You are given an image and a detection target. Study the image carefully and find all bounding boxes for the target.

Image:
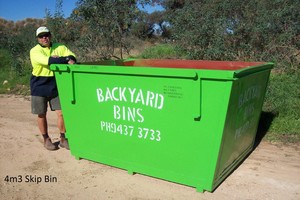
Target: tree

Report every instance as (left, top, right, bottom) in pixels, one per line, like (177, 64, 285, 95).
(164, 0, 299, 71)
(45, 0, 65, 42)
(72, 0, 137, 59)
(8, 21, 38, 75)
(71, 0, 163, 60)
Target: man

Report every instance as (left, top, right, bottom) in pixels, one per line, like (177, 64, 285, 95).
(30, 26, 76, 151)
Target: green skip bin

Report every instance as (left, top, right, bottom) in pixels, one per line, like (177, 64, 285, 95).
(51, 59, 273, 192)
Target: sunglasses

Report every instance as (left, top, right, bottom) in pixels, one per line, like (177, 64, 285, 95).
(38, 33, 50, 38)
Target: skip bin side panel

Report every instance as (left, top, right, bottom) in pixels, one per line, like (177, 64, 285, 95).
(53, 67, 225, 191)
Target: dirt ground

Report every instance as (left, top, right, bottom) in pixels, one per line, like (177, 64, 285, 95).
(0, 94, 299, 200)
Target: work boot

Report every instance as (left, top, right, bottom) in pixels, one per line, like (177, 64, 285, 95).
(44, 138, 57, 151)
(59, 138, 70, 150)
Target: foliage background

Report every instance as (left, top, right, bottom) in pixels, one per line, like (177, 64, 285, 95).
(0, 0, 299, 142)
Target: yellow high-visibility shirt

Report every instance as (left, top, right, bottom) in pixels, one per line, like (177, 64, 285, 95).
(30, 43, 76, 97)
(30, 43, 76, 77)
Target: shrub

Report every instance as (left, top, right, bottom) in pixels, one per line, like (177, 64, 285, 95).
(139, 43, 180, 59)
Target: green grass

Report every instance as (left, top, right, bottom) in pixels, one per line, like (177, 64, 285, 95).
(0, 70, 31, 95)
(138, 43, 180, 59)
(0, 49, 12, 93)
(262, 71, 300, 143)
(0, 49, 31, 95)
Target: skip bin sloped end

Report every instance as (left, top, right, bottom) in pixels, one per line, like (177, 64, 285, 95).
(233, 62, 274, 78)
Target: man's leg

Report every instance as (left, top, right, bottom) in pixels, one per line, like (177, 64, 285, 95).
(55, 110, 66, 133)
(37, 113, 56, 150)
(50, 96, 69, 150)
(37, 113, 48, 135)
(32, 96, 57, 150)
(55, 110, 69, 149)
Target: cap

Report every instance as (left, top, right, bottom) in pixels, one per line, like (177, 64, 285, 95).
(36, 26, 50, 37)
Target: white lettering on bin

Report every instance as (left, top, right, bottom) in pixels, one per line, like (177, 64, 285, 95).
(96, 87, 164, 110)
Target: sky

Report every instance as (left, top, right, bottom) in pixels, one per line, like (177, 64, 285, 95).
(0, 0, 77, 21)
(0, 0, 164, 22)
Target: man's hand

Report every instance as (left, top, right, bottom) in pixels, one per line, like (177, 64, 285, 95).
(68, 59, 75, 64)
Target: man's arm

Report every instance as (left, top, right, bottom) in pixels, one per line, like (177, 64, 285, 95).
(48, 55, 77, 65)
